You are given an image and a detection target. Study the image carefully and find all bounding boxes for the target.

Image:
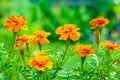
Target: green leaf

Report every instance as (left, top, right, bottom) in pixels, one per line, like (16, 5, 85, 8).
(84, 54, 99, 71)
(18, 72, 25, 80)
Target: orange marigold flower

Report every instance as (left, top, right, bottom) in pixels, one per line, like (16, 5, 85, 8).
(55, 24, 80, 41)
(74, 44, 95, 57)
(28, 51, 53, 71)
(4, 16, 28, 32)
(90, 17, 110, 29)
(14, 34, 30, 49)
(31, 30, 51, 45)
(100, 40, 120, 50)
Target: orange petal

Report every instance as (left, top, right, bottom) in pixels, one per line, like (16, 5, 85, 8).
(70, 32, 80, 41)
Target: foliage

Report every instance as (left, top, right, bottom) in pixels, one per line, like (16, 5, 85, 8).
(0, 0, 120, 80)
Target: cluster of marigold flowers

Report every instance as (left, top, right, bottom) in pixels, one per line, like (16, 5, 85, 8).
(90, 17, 120, 51)
(4, 15, 120, 71)
(4, 16, 52, 71)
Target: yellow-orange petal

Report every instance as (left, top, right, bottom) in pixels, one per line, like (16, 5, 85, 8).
(39, 38, 49, 45)
(55, 27, 63, 34)
(58, 33, 69, 41)
(21, 25, 28, 30)
(70, 32, 80, 41)
(46, 61, 53, 69)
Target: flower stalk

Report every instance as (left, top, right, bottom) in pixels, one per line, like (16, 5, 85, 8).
(8, 72, 13, 80)
(108, 49, 110, 57)
(98, 27, 102, 33)
(94, 31, 100, 47)
(26, 43, 30, 56)
(52, 38, 70, 79)
(19, 49, 26, 65)
(38, 71, 44, 80)
(81, 56, 86, 70)
(38, 43, 42, 51)
(61, 38, 70, 66)
(13, 32, 17, 48)
(52, 62, 60, 79)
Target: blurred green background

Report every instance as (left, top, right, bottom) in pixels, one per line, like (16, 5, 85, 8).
(0, 0, 120, 46)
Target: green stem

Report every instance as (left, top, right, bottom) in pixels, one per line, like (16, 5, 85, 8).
(13, 32, 17, 48)
(38, 43, 42, 51)
(38, 71, 44, 80)
(99, 27, 102, 34)
(108, 49, 110, 57)
(81, 56, 86, 70)
(99, 27, 103, 43)
(52, 39, 70, 79)
(19, 49, 26, 65)
(52, 62, 60, 79)
(62, 53, 71, 66)
(61, 39, 70, 66)
(94, 31, 100, 47)
(8, 72, 13, 80)
(26, 43, 30, 57)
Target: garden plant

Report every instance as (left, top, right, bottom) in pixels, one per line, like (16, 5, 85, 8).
(0, 15, 120, 80)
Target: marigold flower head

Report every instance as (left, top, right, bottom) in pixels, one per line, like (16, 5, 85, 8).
(4, 16, 28, 32)
(14, 34, 30, 49)
(31, 30, 51, 45)
(55, 24, 80, 41)
(90, 17, 110, 29)
(74, 44, 95, 57)
(28, 51, 53, 71)
(100, 40, 120, 51)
